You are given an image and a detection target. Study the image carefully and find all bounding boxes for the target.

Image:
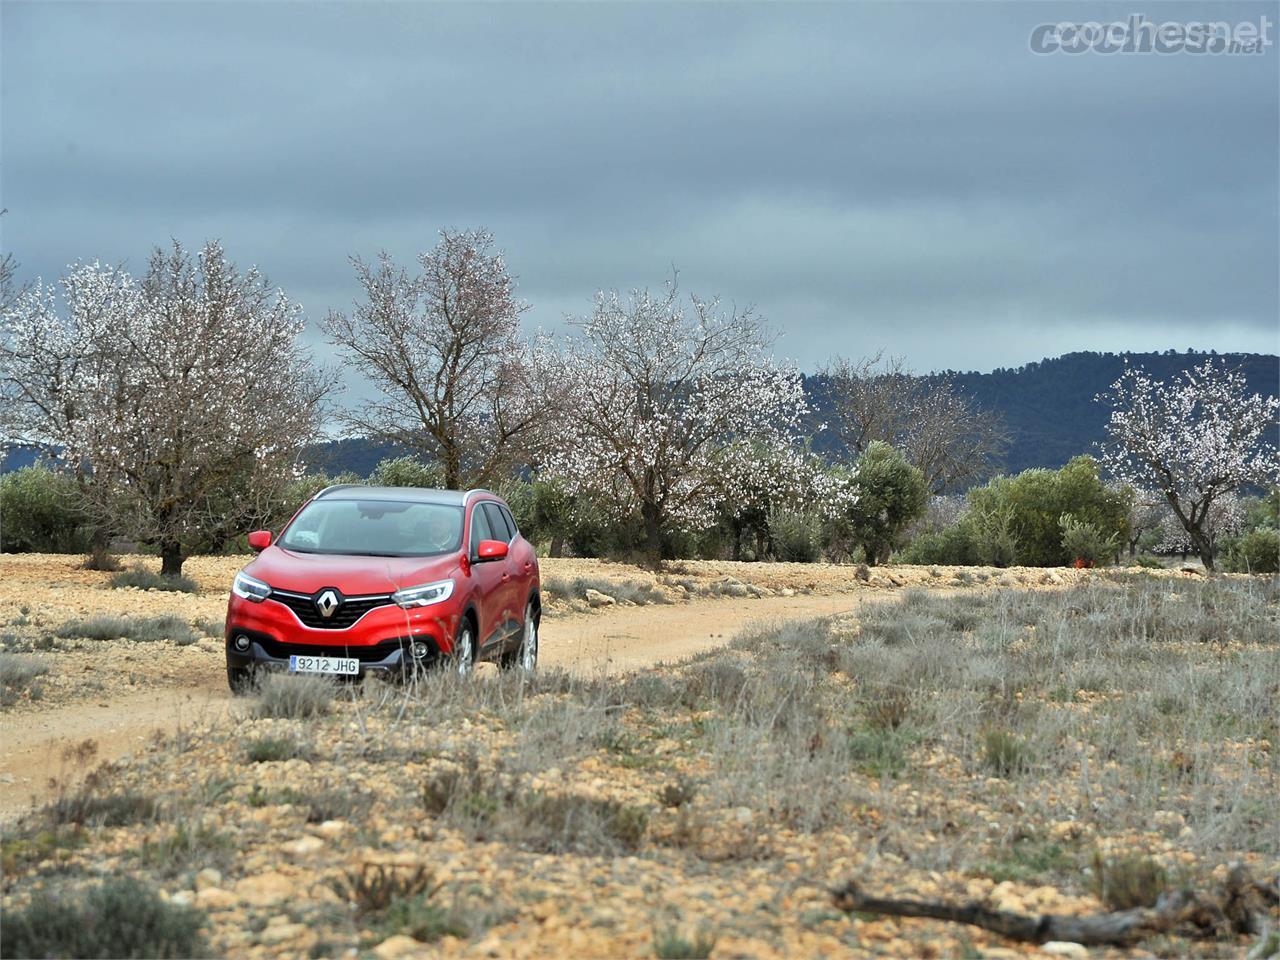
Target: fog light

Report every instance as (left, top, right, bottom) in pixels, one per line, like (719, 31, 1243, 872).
(412, 642, 429, 659)
(234, 634, 251, 652)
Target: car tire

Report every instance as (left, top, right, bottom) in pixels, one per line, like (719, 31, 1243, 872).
(500, 601, 538, 673)
(227, 665, 256, 695)
(451, 618, 476, 677)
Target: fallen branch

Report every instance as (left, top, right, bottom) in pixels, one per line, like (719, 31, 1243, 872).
(831, 864, 1278, 948)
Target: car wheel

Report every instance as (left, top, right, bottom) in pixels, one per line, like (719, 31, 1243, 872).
(501, 601, 539, 673)
(227, 665, 256, 695)
(451, 619, 476, 677)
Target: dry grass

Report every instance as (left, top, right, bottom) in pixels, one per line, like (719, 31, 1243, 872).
(2, 574, 1275, 957)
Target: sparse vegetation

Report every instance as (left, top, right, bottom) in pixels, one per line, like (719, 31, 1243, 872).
(252, 673, 335, 719)
(0, 876, 209, 959)
(110, 565, 200, 594)
(245, 735, 311, 763)
(54, 613, 197, 645)
(652, 922, 717, 959)
(1, 568, 1276, 957)
(0, 652, 48, 705)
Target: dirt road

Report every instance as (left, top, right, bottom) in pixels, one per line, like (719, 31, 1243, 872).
(0, 592, 860, 820)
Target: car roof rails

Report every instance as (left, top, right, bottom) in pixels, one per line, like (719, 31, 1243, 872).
(463, 488, 495, 503)
(313, 483, 365, 499)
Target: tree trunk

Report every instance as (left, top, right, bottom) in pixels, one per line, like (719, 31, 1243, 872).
(160, 541, 186, 577)
(641, 500, 663, 569)
(549, 533, 565, 558)
(1191, 530, 1216, 572)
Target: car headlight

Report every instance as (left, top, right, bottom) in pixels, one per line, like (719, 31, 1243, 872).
(392, 579, 454, 609)
(232, 571, 271, 603)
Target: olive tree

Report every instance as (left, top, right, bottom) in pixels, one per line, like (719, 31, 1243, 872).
(1099, 360, 1279, 571)
(0, 241, 333, 575)
(831, 441, 928, 564)
(819, 353, 1006, 492)
(541, 278, 828, 565)
(324, 229, 550, 489)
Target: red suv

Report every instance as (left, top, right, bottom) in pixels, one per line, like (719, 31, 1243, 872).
(224, 485, 540, 691)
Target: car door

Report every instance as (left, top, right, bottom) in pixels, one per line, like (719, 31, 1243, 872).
(498, 503, 536, 605)
(481, 501, 521, 639)
(466, 502, 505, 648)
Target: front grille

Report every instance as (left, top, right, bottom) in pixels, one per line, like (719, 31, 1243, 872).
(269, 590, 394, 629)
(252, 635, 418, 664)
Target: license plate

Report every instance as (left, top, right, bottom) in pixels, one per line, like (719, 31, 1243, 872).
(288, 654, 359, 676)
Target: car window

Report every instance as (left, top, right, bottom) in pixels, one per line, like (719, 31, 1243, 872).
(469, 503, 493, 554)
(499, 504, 519, 538)
(483, 502, 512, 541)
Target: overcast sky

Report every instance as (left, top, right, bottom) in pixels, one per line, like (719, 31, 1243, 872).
(3, 1, 1277, 383)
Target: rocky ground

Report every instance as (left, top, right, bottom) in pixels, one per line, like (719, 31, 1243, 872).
(1, 556, 1274, 958)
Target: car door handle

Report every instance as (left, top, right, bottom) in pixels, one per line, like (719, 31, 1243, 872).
(501, 573, 510, 582)
(523, 563, 532, 571)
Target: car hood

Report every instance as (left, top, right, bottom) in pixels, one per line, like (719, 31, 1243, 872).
(244, 547, 462, 596)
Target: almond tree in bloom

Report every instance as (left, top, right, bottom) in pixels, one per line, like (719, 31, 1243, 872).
(713, 439, 854, 560)
(324, 229, 547, 489)
(0, 241, 333, 575)
(541, 278, 843, 565)
(1099, 361, 1279, 570)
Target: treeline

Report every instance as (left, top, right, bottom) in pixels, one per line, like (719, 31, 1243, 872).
(6, 455, 1276, 573)
(3, 231, 1276, 576)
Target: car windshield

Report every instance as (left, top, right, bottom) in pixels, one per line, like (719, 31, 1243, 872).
(277, 500, 463, 557)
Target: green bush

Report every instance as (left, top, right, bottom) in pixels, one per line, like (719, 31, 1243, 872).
(1223, 528, 1280, 574)
(0, 875, 209, 958)
(0, 466, 90, 554)
(369, 456, 443, 488)
(834, 443, 928, 565)
(769, 507, 822, 563)
(898, 524, 980, 565)
(1059, 513, 1119, 566)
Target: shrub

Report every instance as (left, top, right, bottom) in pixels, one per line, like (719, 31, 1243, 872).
(657, 777, 699, 809)
(653, 924, 717, 959)
(1223, 528, 1280, 574)
(982, 728, 1033, 776)
(769, 507, 823, 563)
(1089, 852, 1168, 909)
(54, 614, 197, 645)
(369, 456, 443, 488)
(1059, 513, 1119, 567)
(245, 735, 311, 763)
(0, 875, 209, 958)
(110, 566, 199, 594)
(0, 653, 49, 705)
(898, 524, 980, 565)
(0, 466, 90, 554)
(966, 457, 1129, 567)
(252, 673, 335, 719)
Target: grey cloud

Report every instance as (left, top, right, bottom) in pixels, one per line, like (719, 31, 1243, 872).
(3, 1, 1276, 377)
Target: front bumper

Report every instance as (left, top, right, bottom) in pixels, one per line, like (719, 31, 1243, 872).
(225, 592, 459, 673)
(225, 628, 440, 674)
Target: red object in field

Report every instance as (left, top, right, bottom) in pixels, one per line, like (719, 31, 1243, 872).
(1073, 557, 1094, 569)
(224, 487, 540, 692)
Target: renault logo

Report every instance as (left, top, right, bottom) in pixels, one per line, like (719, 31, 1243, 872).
(315, 589, 341, 618)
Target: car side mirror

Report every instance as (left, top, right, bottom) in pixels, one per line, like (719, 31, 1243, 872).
(475, 539, 509, 562)
(248, 530, 273, 552)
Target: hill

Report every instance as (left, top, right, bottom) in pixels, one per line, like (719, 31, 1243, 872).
(804, 349, 1277, 477)
(4, 350, 1275, 479)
